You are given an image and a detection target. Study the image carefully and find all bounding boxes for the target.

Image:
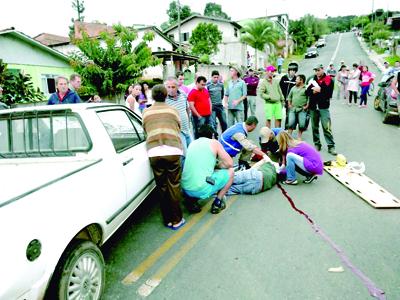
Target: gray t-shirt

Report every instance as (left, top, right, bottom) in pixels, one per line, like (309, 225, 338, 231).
(206, 82, 224, 105)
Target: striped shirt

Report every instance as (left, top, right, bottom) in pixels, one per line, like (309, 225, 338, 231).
(142, 102, 182, 153)
(166, 91, 191, 135)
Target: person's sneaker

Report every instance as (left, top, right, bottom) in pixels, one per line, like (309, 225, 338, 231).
(211, 197, 226, 214)
(303, 174, 318, 184)
(328, 147, 337, 155)
(315, 144, 321, 151)
(238, 160, 251, 170)
(283, 179, 298, 185)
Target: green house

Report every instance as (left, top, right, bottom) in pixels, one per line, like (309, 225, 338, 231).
(0, 28, 74, 96)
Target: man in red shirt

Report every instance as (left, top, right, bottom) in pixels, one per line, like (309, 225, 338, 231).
(188, 76, 212, 138)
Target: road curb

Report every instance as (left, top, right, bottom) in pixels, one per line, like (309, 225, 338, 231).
(357, 37, 385, 74)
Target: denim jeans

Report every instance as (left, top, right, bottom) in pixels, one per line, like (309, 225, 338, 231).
(288, 109, 309, 131)
(247, 96, 257, 116)
(211, 104, 227, 132)
(359, 85, 370, 105)
(310, 109, 335, 148)
(286, 152, 312, 181)
(227, 168, 263, 195)
(227, 109, 244, 127)
(180, 131, 193, 156)
(192, 115, 211, 139)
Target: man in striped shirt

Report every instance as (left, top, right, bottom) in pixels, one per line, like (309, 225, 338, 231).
(142, 84, 185, 230)
(165, 77, 193, 157)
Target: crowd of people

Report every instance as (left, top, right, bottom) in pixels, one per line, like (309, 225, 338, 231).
(12, 58, 398, 232)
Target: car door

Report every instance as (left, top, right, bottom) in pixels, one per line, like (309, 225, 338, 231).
(96, 108, 154, 222)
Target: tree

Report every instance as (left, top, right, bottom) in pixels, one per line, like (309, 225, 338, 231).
(161, 0, 193, 30)
(240, 19, 281, 69)
(70, 24, 160, 98)
(189, 22, 222, 57)
(69, 0, 85, 37)
(0, 59, 45, 106)
(204, 2, 230, 20)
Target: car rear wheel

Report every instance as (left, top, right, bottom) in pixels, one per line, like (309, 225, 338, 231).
(56, 240, 105, 300)
(374, 97, 382, 111)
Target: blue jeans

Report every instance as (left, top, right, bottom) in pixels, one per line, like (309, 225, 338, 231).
(227, 168, 263, 195)
(288, 109, 309, 131)
(227, 109, 244, 127)
(286, 152, 312, 181)
(211, 104, 227, 132)
(360, 85, 370, 105)
(310, 109, 335, 149)
(192, 115, 211, 139)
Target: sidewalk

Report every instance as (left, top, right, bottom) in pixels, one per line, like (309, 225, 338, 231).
(357, 36, 386, 73)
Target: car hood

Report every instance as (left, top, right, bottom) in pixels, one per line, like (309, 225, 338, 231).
(0, 158, 100, 207)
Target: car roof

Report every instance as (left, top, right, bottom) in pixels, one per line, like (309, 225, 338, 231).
(0, 103, 123, 115)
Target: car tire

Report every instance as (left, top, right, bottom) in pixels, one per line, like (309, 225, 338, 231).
(54, 240, 105, 300)
(373, 97, 382, 111)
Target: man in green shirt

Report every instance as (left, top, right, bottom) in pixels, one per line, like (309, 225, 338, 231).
(258, 65, 284, 128)
(224, 66, 247, 127)
(287, 74, 309, 140)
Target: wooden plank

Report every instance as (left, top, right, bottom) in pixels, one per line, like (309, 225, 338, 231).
(324, 166, 400, 208)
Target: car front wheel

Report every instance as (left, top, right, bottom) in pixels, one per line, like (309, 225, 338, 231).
(56, 240, 105, 300)
(374, 97, 382, 111)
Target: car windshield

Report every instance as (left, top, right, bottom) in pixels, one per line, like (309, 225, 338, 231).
(0, 110, 91, 158)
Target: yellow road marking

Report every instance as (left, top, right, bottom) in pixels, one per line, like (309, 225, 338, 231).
(122, 201, 211, 285)
(137, 196, 238, 297)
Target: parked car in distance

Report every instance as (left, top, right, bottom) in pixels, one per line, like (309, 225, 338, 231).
(316, 38, 326, 48)
(0, 103, 155, 300)
(374, 75, 399, 124)
(305, 47, 319, 58)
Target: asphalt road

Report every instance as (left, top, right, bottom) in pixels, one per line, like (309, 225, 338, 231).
(102, 32, 400, 300)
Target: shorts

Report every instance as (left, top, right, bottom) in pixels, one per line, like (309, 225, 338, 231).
(183, 169, 230, 199)
(264, 102, 283, 120)
(288, 109, 309, 131)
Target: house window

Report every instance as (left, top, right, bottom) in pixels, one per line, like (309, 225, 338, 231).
(41, 74, 58, 95)
(181, 32, 190, 42)
(234, 28, 238, 37)
(168, 34, 175, 40)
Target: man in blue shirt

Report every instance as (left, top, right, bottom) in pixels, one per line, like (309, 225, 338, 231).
(47, 76, 80, 105)
(207, 70, 227, 132)
(224, 66, 247, 127)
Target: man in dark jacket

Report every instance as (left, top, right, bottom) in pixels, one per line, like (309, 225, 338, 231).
(306, 64, 337, 155)
(279, 62, 298, 129)
(47, 76, 81, 105)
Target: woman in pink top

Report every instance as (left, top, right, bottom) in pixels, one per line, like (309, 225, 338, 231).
(359, 66, 375, 108)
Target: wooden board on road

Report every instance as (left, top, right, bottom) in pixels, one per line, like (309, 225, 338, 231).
(324, 165, 400, 208)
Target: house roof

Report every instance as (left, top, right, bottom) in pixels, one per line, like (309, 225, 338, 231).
(74, 21, 115, 39)
(163, 15, 242, 33)
(34, 33, 70, 46)
(0, 28, 71, 63)
(136, 25, 179, 49)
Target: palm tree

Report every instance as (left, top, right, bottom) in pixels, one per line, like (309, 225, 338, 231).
(240, 19, 281, 69)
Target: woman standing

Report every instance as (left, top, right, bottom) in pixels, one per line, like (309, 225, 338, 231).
(277, 131, 323, 185)
(337, 65, 349, 103)
(347, 63, 361, 106)
(125, 83, 142, 115)
(359, 66, 375, 108)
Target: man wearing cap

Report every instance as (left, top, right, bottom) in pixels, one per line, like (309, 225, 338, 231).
(279, 62, 298, 129)
(243, 68, 259, 117)
(306, 64, 337, 155)
(258, 65, 284, 128)
(219, 116, 267, 170)
(224, 66, 247, 127)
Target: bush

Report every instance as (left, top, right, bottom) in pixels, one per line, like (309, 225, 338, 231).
(386, 55, 400, 65)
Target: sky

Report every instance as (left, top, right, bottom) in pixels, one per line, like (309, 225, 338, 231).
(1, 0, 399, 38)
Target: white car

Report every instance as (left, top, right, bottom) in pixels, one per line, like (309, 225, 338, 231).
(0, 103, 155, 299)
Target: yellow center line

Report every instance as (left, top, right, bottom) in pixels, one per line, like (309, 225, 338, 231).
(122, 201, 212, 285)
(137, 196, 239, 297)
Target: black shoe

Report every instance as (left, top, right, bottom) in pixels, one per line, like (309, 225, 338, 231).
(315, 144, 321, 151)
(328, 147, 337, 155)
(184, 197, 201, 213)
(211, 199, 226, 214)
(303, 175, 318, 184)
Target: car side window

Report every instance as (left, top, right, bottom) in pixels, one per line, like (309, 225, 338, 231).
(97, 110, 143, 153)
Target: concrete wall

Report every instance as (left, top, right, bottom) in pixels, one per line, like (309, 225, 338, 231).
(0, 34, 70, 68)
(197, 65, 230, 82)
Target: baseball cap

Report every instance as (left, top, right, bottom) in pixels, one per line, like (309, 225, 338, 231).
(265, 65, 277, 72)
(259, 126, 273, 143)
(313, 64, 324, 70)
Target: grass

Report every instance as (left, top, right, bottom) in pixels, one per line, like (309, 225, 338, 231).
(386, 55, 400, 65)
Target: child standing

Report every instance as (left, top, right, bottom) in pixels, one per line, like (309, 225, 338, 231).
(359, 66, 375, 108)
